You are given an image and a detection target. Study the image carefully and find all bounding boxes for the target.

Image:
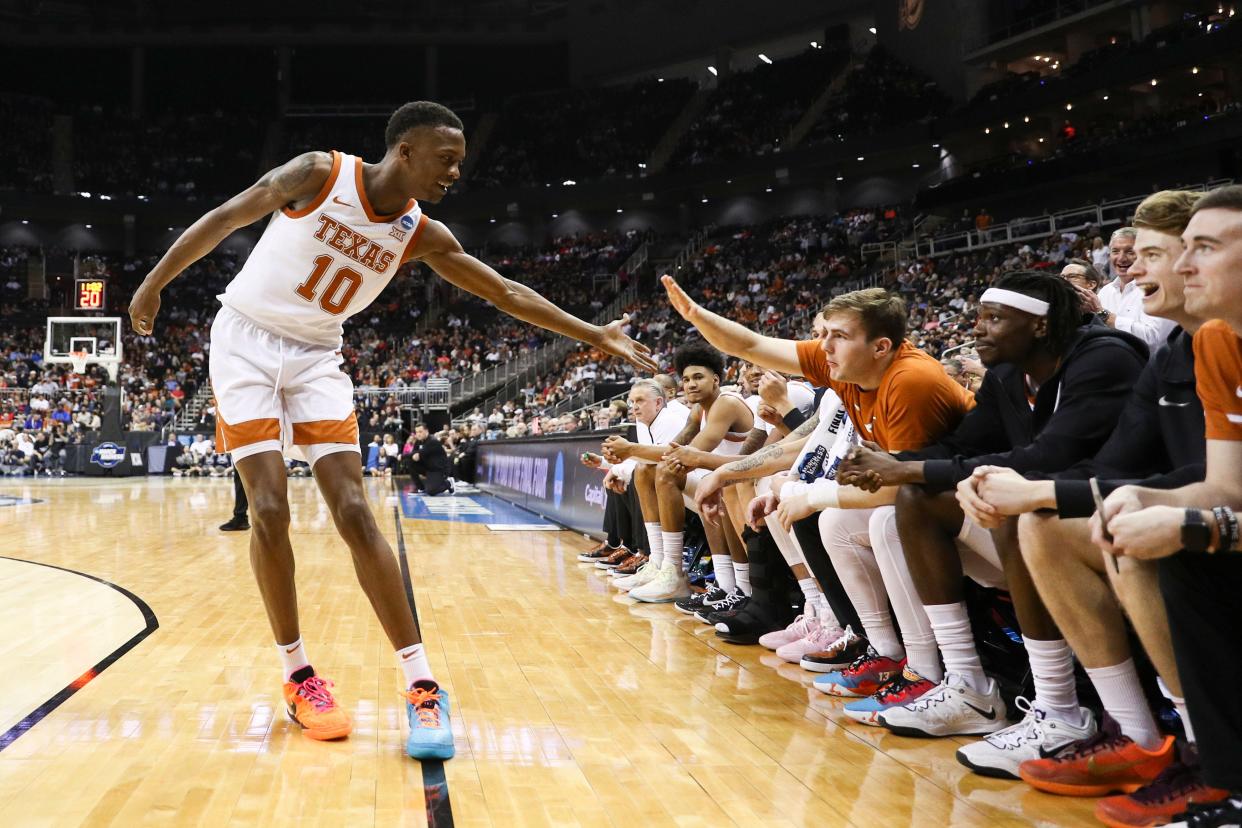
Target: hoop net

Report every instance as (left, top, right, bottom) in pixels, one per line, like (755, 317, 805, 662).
(69, 351, 89, 375)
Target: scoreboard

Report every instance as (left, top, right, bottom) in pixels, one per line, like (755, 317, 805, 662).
(75, 278, 106, 311)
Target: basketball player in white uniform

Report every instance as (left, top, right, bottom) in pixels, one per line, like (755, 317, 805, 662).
(600, 340, 753, 603)
(127, 102, 656, 760)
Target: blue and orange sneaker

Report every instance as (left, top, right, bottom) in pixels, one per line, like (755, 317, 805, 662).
(843, 666, 937, 726)
(404, 679, 455, 760)
(812, 646, 904, 698)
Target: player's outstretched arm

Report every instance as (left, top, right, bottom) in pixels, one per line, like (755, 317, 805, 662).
(128, 152, 334, 335)
(661, 274, 802, 375)
(411, 219, 657, 372)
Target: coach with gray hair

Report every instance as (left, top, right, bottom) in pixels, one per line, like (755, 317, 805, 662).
(1075, 226, 1177, 348)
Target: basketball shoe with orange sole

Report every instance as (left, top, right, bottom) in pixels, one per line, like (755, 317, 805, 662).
(283, 670, 352, 740)
(1018, 715, 1174, 797)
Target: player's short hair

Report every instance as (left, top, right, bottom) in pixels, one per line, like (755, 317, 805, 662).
(673, 340, 725, 379)
(1133, 190, 1200, 235)
(820, 288, 907, 344)
(1063, 258, 1104, 289)
(993, 270, 1084, 356)
(630, 379, 666, 401)
(1109, 226, 1137, 244)
(1191, 184, 1242, 215)
(385, 101, 464, 148)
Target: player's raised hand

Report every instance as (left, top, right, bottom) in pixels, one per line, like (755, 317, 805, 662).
(661, 274, 701, 323)
(129, 283, 161, 335)
(596, 314, 658, 373)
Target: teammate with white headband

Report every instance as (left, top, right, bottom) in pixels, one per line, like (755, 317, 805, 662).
(838, 271, 1151, 777)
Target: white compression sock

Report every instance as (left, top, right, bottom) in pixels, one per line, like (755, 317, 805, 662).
(397, 642, 434, 688)
(1084, 659, 1163, 749)
(1158, 676, 1196, 744)
(1024, 638, 1082, 723)
(644, 523, 664, 567)
(712, 555, 736, 592)
(277, 637, 311, 681)
(661, 531, 684, 572)
(925, 602, 988, 692)
(733, 562, 751, 596)
(797, 578, 822, 617)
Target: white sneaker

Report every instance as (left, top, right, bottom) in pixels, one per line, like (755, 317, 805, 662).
(878, 672, 1010, 737)
(758, 611, 818, 650)
(613, 560, 660, 591)
(774, 620, 847, 664)
(628, 565, 689, 603)
(955, 698, 1097, 779)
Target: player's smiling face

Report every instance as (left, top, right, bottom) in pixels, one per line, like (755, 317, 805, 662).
(1129, 227, 1185, 319)
(397, 126, 466, 203)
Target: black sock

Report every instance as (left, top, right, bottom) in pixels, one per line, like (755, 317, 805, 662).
(290, 665, 315, 683)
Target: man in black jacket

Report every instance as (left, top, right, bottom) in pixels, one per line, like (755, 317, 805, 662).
(838, 271, 1148, 773)
(956, 190, 1226, 822)
(409, 424, 452, 496)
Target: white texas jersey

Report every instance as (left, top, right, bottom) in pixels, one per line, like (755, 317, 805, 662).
(703, 391, 754, 457)
(220, 150, 427, 347)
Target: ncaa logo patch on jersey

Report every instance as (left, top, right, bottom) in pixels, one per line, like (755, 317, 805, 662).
(400, 215, 415, 230)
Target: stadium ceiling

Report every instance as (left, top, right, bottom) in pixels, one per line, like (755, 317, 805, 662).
(0, 0, 571, 44)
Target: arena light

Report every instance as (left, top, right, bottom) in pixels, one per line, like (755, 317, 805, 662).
(707, 66, 717, 76)
(658, 77, 665, 82)
(836, 175, 844, 181)
(911, 163, 920, 168)
(1192, 66, 1200, 74)
(1039, 137, 1045, 143)
(1199, 92, 1205, 97)
(758, 54, 772, 64)
(932, 143, 940, 148)
(21, 220, 28, 224)
(1023, 116, 1030, 123)
(856, 155, 864, 161)
(984, 127, 991, 134)
(489, 218, 496, 223)
(1103, 94, 1110, 100)
(616, 208, 623, 213)
(562, 179, 576, 186)
(85, 224, 92, 229)
(1065, 103, 1073, 110)
(810, 40, 819, 48)
(552, 213, 559, 218)
(637, 162, 646, 169)
(1150, 78, 1158, 86)
(1034, 55, 1042, 60)
(99, 194, 112, 201)
(1003, 121, 1010, 128)
(868, 27, 876, 34)
(701, 198, 708, 203)
(765, 187, 773, 192)
(79, 191, 91, 198)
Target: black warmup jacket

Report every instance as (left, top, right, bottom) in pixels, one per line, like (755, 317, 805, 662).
(903, 320, 1149, 492)
(1049, 327, 1205, 518)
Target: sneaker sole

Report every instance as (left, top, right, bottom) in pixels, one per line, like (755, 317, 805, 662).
(406, 742, 455, 760)
(1016, 771, 1149, 798)
(674, 603, 704, 615)
(799, 659, 854, 673)
(879, 717, 1010, 738)
(955, 748, 1021, 780)
(715, 630, 761, 644)
(630, 593, 685, 603)
(842, 708, 886, 727)
(287, 707, 352, 740)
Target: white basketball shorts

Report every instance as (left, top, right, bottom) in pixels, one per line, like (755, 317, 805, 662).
(210, 305, 359, 466)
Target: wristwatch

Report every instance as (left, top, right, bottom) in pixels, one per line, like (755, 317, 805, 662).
(1181, 508, 1212, 553)
(1096, 310, 1112, 325)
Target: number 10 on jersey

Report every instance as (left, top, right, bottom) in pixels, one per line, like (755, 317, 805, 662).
(295, 254, 362, 315)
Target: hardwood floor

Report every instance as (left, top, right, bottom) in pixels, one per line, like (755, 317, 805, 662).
(0, 476, 1099, 827)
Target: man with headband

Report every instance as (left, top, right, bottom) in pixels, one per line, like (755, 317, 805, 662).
(838, 271, 1148, 776)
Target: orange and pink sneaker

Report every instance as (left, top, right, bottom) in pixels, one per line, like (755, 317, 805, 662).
(283, 671, 352, 740)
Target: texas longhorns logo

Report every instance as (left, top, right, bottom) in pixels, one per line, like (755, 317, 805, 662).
(898, 0, 925, 30)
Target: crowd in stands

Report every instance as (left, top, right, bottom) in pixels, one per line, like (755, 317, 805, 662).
(0, 94, 54, 193)
(670, 45, 849, 168)
(803, 45, 950, 148)
(473, 79, 695, 188)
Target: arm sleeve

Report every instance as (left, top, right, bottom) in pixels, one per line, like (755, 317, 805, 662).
(922, 342, 1146, 491)
(1055, 463, 1207, 519)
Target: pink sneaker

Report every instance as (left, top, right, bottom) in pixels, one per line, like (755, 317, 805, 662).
(775, 621, 846, 664)
(758, 612, 818, 651)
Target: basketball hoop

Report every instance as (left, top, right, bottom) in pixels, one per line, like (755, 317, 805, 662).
(69, 351, 89, 375)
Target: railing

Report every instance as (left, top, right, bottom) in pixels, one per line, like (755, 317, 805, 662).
(910, 177, 1233, 259)
(667, 228, 713, 276)
(355, 385, 450, 410)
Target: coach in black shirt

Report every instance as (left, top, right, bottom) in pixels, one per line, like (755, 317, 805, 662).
(409, 423, 452, 496)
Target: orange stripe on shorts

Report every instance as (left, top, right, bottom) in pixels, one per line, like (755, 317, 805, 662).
(291, 414, 359, 445)
(217, 416, 282, 451)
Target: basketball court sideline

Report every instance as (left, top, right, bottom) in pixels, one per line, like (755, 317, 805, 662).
(0, 476, 1098, 827)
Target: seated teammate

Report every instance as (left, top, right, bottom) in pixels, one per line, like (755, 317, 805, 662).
(601, 340, 753, 603)
(958, 190, 1227, 826)
(836, 272, 1147, 774)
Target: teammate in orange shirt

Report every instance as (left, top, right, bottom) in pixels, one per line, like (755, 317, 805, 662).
(128, 102, 656, 760)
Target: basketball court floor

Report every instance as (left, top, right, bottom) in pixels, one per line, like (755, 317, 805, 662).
(0, 476, 1100, 827)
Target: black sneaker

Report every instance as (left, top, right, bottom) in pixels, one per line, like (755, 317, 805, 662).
(695, 589, 748, 624)
(798, 629, 871, 673)
(1169, 798, 1242, 828)
(713, 604, 783, 644)
(219, 516, 250, 531)
(674, 591, 710, 615)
